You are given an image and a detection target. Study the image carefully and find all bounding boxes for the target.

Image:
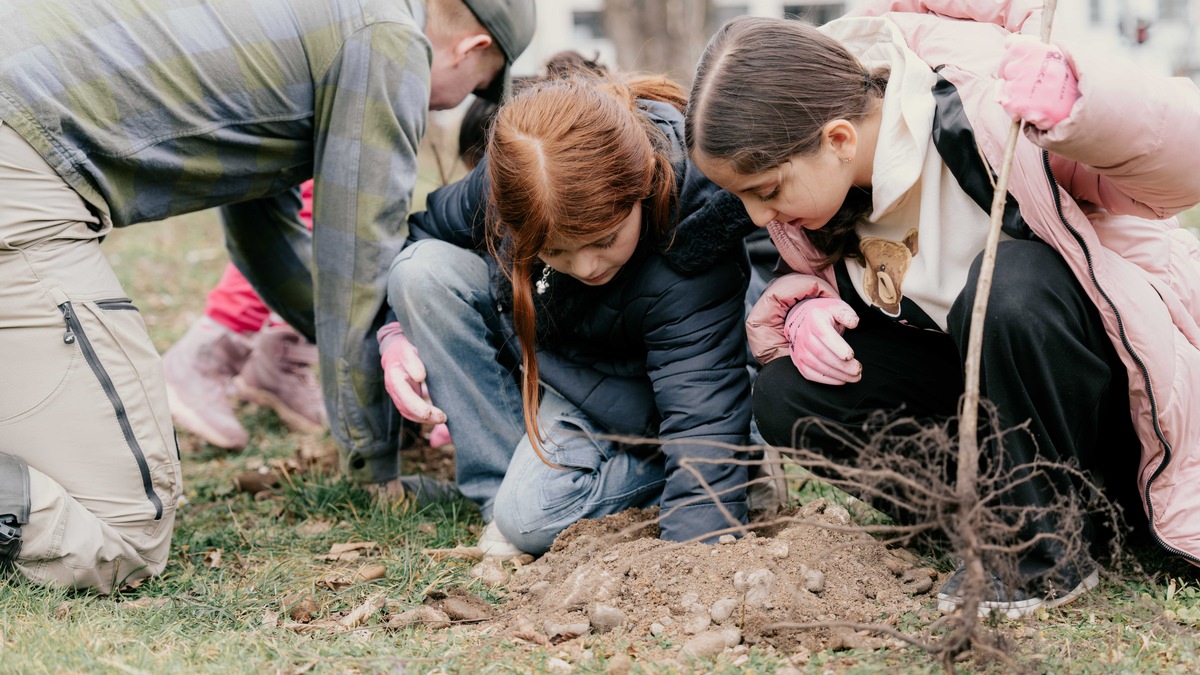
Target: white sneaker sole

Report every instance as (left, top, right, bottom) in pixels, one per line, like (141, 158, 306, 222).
(936, 569, 1100, 619)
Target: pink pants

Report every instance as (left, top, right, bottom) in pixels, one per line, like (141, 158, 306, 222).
(205, 180, 314, 333)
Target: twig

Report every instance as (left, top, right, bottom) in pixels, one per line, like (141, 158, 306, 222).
(952, 0, 1059, 660)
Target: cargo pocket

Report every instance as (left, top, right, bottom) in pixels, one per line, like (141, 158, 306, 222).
(65, 297, 180, 522)
(536, 416, 608, 512)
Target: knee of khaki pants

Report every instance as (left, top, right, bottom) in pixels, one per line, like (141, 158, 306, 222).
(0, 237, 180, 591)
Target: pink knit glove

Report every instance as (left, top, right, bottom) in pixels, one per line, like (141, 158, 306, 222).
(996, 35, 1080, 131)
(379, 322, 447, 424)
(784, 297, 862, 385)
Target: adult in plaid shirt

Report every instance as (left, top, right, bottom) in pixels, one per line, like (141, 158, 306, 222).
(0, 0, 533, 592)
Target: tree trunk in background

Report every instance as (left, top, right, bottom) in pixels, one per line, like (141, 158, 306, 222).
(603, 0, 714, 86)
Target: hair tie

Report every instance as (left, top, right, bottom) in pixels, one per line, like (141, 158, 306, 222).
(863, 71, 873, 91)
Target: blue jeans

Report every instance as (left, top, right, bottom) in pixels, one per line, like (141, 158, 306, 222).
(388, 240, 666, 552)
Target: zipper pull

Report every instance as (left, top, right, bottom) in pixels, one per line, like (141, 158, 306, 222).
(60, 304, 76, 344)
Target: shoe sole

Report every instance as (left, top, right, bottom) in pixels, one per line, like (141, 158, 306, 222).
(936, 569, 1100, 619)
(748, 445, 789, 517)
(164, 381, 247, 450)
(234, 375, 326, 435)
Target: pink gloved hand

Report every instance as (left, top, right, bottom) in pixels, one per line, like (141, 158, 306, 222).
(379, 322, 447, 424)
(996, 35, 1080, 131)
(784, 297, 862, 385)
(429, 423, 452, 448)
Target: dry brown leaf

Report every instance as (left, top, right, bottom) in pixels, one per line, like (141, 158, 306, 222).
(316, 575, 354, 592)
(296, 519, 334, 536)
(338, 592, 386, 630)
(119, 598, 170, 610)
(317, 541, 378, 561)
(261, 610, 280, 629)
(421, 546, 484, 562)
(418, 523, 437, 535)
(204, 548, 223, 568)
(355, 564, 387, 582)
(53, 602, 71, 620)
(233, 468, 280, 494)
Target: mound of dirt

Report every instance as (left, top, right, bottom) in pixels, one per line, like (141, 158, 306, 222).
(486, 499, 943, 658)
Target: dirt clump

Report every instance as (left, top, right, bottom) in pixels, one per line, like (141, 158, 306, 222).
(487, 500, 941, 658)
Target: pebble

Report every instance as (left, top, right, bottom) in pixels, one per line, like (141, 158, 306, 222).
(528, 580, 551, 595)
(764, 541, 790, 559)
(718, 534, 737, 544)
(650, 623, 666, 637)
(544, 621, 591, 639)
(682, 613, 712, 635)
(546, 657, 574, 673)
(710, 598, 738, 623)
(803, 568, 826, 594)
(588, 604, 626, 634)
(680, 627, 742, 660)
(823, 504, 851, 526)
(470, 558, 508, 587)
(733, 568, 776, 607)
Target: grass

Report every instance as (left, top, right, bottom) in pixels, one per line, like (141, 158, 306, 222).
(2, 172, 1200, 673)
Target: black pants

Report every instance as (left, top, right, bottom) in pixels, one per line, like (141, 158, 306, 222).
(754, 241, 1142, 583)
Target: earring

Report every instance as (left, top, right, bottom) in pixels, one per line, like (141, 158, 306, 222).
(841, 157, 852, 165)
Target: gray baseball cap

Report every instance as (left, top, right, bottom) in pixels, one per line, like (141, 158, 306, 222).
(463, 0, 536, 102)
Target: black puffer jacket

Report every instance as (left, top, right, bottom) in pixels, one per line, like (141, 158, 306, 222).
(407, 100, 757, 543)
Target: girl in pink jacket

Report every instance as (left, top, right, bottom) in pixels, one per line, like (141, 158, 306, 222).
(685, 6, 1200, 619)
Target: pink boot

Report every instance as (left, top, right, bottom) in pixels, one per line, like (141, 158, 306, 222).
(162, 317, 252, 449)
(235, 324, 328, 434)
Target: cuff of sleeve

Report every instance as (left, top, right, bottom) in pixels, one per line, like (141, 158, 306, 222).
(344, 443, 400, 485)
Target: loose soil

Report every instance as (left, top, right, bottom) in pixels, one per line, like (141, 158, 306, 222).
(466, 500, 945, 662)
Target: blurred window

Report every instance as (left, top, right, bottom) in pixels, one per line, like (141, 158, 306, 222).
(573, 10, 606, 40)
(783, 2, 846, 25)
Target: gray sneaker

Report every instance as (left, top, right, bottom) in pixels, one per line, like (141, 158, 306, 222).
(747, 445, 789, 517)
(234, 323, 328, 434)
(162, 317, 252, 449)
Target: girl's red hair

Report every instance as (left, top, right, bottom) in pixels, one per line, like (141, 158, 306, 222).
(486, 74, 685, 464)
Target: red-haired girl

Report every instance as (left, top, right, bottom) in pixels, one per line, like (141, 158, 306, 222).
(382, 73, 758, 555)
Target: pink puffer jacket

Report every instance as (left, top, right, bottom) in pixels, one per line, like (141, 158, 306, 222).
(748, 2, 1200, 563)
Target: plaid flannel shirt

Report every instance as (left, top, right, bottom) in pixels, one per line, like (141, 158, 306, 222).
(0, 0, 429, 481)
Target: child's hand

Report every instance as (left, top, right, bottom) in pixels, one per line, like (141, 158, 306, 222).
(996, 34, 1079, 131)
(784, 297, 862, 385)
(379, 322, 447, 424)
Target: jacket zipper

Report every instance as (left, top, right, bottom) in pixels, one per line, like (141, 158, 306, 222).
(1040, 151, 1197, 564)
(59, 300, 164, 520)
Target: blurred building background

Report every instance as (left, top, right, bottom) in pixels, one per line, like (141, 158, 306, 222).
(510, 0, 1200, 84)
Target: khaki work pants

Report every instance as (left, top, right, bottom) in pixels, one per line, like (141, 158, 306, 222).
(0, 121, 180, 593)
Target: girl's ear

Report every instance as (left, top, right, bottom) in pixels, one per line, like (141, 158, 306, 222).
(823, 118, 858, 163)
(453, 33, 494, 66)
